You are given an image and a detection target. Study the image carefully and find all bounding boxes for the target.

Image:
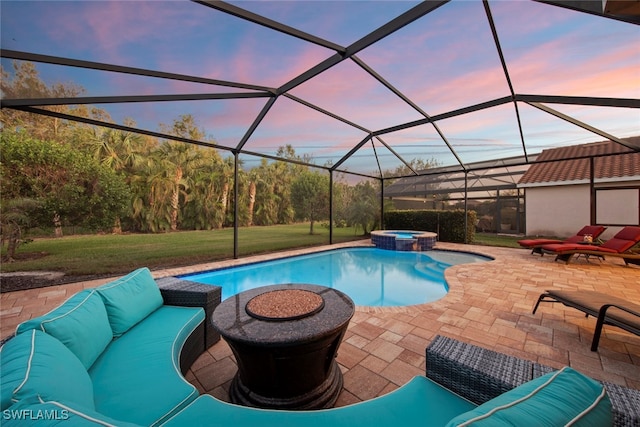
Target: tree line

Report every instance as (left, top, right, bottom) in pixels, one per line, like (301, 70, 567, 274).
(1, 61, 382, 258)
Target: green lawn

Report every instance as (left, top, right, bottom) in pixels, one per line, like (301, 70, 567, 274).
(1, 226, 524, 278)
(1, 224, 366, 276)
(472, 232, 523, 248)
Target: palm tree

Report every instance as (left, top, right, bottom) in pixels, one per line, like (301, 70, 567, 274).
(217, 156, 235, 228)
(347, 181, 379, 235)
(275, 146, 306, 224)
(136, 152, 172, 232)
(88, 126, 146, 171)
(152, 114, 210, 231)
(246, 167, 261, 227)
(272, 159, 295, 224)
(182, 148, 226, 230)
(86, 126, 147, 233)
(154, 141, 203, 231)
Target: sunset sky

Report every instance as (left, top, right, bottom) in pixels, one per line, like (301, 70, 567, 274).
(2, 0, 639, 176)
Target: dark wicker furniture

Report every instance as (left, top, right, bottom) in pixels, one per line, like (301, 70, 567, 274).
(156, 276, 222, 373)
(426, 335, 640, 427)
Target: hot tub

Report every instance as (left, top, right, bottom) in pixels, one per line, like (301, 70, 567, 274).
(370, 230, 437, 251)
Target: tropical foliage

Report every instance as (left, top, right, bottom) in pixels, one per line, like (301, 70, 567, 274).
(0, 198, 40, 260)
(1, 60, 392, 253)
(1, 132, 131, 236)
(291, 170, 330, 234)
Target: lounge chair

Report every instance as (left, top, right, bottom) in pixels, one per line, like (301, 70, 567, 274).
(540, 226, 640, 265)
(533, 289, 640, 351)
(517, 225, 606, 255)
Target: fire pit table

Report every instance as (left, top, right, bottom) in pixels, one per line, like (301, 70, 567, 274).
(211, 283, 355, 410)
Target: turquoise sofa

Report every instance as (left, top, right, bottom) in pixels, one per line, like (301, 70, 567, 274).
(159, 365, 612, 426)
(0, 268, 622, 426)
(0, 267, 219, 426)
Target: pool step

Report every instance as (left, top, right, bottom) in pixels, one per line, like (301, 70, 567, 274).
(414, 261, 449, 281)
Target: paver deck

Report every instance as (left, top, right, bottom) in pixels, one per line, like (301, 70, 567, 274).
(2, 241, 639, 407)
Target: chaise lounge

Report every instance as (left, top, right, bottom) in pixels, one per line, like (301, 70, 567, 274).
(517, 225, 606, 255)
(539, 226, 640, 265)
(533, 289, 640, 351)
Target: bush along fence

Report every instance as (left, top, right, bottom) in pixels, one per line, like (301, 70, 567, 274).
(384, 210, 477, 244)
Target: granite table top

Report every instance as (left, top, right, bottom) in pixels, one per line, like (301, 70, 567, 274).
(211, 283, 355, 346)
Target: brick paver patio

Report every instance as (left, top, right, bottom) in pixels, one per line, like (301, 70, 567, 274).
(2, 241, 639, 407)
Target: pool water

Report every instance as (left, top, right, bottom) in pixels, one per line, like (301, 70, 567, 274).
(182, 247, 490, 307)
(388, 232, 418, 239)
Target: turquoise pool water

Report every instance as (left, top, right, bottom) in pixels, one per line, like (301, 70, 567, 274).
(182, 247, 490, 307)
(386, 231, 419, 239)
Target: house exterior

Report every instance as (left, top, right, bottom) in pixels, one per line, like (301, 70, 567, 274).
(518, 139, 640, 239)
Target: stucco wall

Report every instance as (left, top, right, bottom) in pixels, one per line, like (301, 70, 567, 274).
(525, 185, 591, 237)
(524, 184, 640, 239)
(596, 188, 640, 227)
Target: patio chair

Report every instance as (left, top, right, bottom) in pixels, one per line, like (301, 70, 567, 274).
(539, 226, 640, 265)
(517, 225, 606, 255)
(532, 289, 640, 351)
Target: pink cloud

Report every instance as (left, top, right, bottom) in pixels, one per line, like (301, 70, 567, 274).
(229, 36, 332, 87)
(287, 60, 426, 130)
(16, 0, 635, 166)
(45, 2, 162, 64)
(489, 2, 639, 99)
(436, 104, 518, 141)
(507, 36, 639, 99)
(352, 4, 510, 116)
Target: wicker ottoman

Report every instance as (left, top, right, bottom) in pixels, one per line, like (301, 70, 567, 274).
(156, 277, 222, 350)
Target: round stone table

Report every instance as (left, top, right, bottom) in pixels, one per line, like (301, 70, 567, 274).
(211, 284, 355, 410)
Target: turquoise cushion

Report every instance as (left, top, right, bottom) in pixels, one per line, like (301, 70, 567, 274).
(89, 305, 203, 426)
(16, 289, 112, 369)
(163, 376, 476, 427)
(96, 267, 163, 336)
(445, 366, 612, 427)
(0, 330, 94, 411)
(1, 400, 141, 426)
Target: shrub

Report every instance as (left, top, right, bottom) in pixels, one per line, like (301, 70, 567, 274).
(383, 209, 476, 243)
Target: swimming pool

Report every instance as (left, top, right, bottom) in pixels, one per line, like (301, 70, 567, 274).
(182, 247, 491, 307)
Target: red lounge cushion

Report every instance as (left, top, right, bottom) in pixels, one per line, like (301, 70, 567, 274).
(540, 243, 571, 252)
(576, 225, 606, 237)
(518, 239, 563, 247)
(612, 226, 640, 242)
(601, 238, 637, 253)
(541, 243, 617, 253)
(519, 226, 607, 248)
(574, 245, 618, 253)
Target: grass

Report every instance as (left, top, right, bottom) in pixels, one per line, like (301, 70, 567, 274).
(472, 232, 522, 248)
(1, 224, 365, 277)
(1, 226, 524, 278)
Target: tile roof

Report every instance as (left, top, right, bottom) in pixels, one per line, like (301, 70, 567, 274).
(518, 137, 640, 185)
